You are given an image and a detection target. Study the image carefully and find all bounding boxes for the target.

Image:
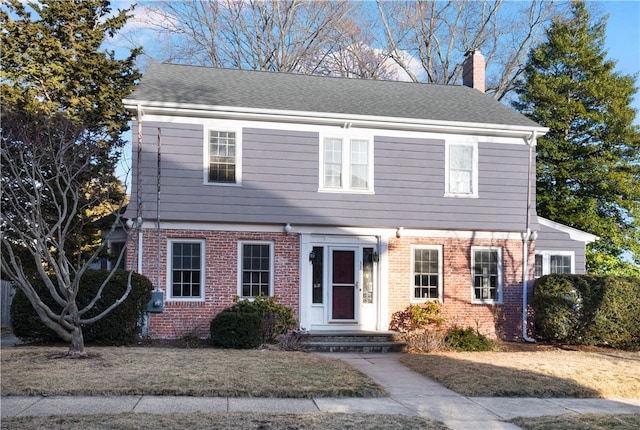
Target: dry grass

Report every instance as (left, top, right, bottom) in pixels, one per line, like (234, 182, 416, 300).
(400, 348, 640, 398)
(0, 412, 448, 430)
(0, 347, 386, 398)
(512, 413, 640, 430)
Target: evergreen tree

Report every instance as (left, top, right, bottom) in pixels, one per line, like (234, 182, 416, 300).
(514, 1, 640, 276)
(1, 0, 141, 356)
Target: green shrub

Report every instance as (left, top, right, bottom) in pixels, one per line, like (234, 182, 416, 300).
(445, 327, 497, 351)
(533, 274, 640, 350)
(11, 270, 153, 345)
(531, 275, 585, 342)
(209, 311, 262, 349)
(227, 295, 297, 341)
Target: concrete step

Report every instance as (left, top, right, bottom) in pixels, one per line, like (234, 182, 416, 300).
(301, 331, 406, 353)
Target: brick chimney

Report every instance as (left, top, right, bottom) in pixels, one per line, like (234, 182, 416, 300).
(462, 50, 485, 93)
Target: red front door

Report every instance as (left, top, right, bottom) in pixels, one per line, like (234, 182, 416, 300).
(331, 250, 356, 320)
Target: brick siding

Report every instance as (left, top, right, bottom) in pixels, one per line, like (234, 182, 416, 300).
(128, 229, 534, 340)
(128, 228, 299, 339)
(388, 236, 534, 340)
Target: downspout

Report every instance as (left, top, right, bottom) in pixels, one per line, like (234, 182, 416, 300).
(522, 131, 537, 342)
(156, 128, 162, 290)
(136, 104, 144, 274)
(376, 235, 382, 331)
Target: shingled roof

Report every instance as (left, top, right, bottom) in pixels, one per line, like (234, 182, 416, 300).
(125, 63, 542, 129)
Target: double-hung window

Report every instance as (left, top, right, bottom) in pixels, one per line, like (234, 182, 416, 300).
(446, 141, 478, 197)
(168, 240, 204, 300)
(208, 130, 239, 184)
(239, 242, 274, 298)
(321, 136, 373, 192)
(412, 245, 443, 301)
(472, 247, 502, 303)
(535, 252, 574, 277)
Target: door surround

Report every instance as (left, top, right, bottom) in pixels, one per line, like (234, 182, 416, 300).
(299, 234, 387, 332)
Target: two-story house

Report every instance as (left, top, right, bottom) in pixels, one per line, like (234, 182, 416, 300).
(123, 51, 596, 341)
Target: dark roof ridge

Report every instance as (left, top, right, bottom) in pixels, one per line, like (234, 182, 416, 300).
(150, 61, 466, 90)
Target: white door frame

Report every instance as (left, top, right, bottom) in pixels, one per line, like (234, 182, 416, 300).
(299, 234, 384, 331)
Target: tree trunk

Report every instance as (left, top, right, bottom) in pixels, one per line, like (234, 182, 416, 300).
(68, 325, 87, 358)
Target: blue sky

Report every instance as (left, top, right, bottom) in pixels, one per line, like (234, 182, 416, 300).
(598, 0, 640, 123)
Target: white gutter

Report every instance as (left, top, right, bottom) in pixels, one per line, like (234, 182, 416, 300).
(522, 130, 537, 342)
(123, 99, 549, 139)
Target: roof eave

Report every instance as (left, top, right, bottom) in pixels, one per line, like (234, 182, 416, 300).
(538, 217, 599, 243)
(123, 99, 548, 139)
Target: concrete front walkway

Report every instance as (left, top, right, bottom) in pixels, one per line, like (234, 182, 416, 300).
(1, 352, 639, 430)
(326, 353, 640, 429)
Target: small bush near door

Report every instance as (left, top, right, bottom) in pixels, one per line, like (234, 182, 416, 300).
(209, 296, 298, 349)
(445, 327, 497, 352)
(227, 295, 297, 342)
(389, 302, 446, 352)
(210, 312, 262, 349)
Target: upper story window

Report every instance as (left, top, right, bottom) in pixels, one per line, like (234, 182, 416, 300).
(472, 246, 502, 303)
(320, 135, 373, 193)
(445, 141, 478, 197)
(208, 130, 240, 184)
(168, 240, 205, 301)
(535, 252, 574, 277)
(239, 241, 274, 298)
(412, 245, 443, 301)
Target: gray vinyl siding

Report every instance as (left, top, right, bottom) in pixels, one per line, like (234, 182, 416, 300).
(129, 122, 533, 232)
(536, 223, 588, 273)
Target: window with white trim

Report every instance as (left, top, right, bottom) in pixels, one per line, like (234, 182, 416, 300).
(535, 254, 543, 278)
(535, 251, 575, 277)
(320, 136, 373, 192)
(412, 245, 443, 301)
(239, 242, 274, 297)
(208, 130, 239, 184)
(445, 142, 478, 197)
(168, 240, 204, 300)
(472, 247, 502, 303)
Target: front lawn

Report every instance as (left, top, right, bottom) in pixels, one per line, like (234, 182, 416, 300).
(0, 347, 386, 398)
(400, 347, 640, 398)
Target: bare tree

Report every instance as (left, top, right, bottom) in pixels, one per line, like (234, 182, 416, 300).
(145, 0, 355, 73)
(373, 0, 563, 99)
(139, 0, 563, 96)
(1, 110, 134, 357)
(310, 12, 411, 80)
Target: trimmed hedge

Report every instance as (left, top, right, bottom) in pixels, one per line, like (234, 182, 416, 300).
(532, 274, 640, 350)
(11, 270, 153, 345)
(209, 311, 263, 349)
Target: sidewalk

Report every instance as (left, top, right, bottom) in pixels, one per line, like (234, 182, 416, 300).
(1, 352, 639, 430)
